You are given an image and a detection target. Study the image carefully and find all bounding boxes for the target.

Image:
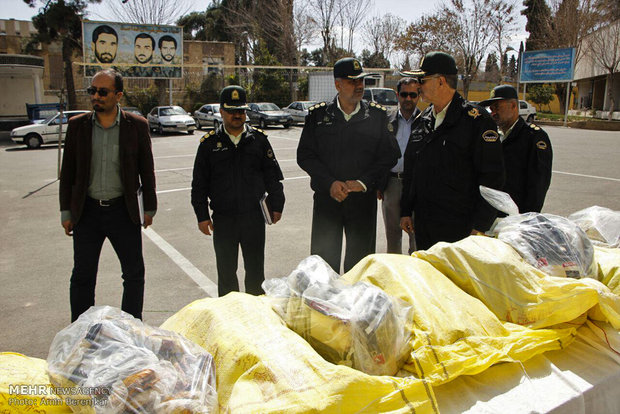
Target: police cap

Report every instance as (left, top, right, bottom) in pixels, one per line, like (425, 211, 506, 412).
(401, 51, 458, 77)
(479, 85, 519, 107)
(333, 57, 371, 79)
(220, 85, 250, 110)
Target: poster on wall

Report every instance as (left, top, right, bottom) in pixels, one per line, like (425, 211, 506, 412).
(82, 20, 183, 79)
(519, 48, 575, 83)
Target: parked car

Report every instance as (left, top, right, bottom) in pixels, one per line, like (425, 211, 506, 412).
(147, 106, 196, 135)
(193, 103, 250, 130)
(247, 103, 293, 129)
(519, 100, 537, 122)
(10, 110, 90, 149)
(122, 106, 145, 117)
(282, 101, 317, 124)
(363, 88, 398, 116)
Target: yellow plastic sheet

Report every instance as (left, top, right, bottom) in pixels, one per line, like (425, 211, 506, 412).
(0, 352, 71, 413)
(414, 236, 620, 329)
(596, 246, 620, 295)
(341, 254, 577, 386)
(161, 292, 439, 413)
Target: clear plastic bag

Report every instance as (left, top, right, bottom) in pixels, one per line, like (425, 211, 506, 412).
(263, 255, 412, 376)
(492, 212, 596, 279)
(479, 185, 520, 217)
(568, 206, 620, 248)
(47, 306, 217, 413)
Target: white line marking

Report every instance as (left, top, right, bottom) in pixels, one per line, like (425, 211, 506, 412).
(154, 154, 195, 159)
(142, 227, 217, 297)
(553, 170, 620, 183)
(156, 167, 193, 172)
(155, 175, 309, 194)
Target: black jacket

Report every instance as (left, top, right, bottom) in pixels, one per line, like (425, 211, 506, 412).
(191, 125, 285, 222)
(502, 118, 552, 214)
(297, 97, 400, 194)
(400, 92, 505, 231)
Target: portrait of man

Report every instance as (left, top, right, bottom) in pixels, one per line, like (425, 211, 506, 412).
(158, 35, 177, 63)
(134, 33, 155, 64)
(91, 25, 118, 64)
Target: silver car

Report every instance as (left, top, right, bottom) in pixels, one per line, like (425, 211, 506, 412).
(148, 106, 196, 135)
(10, 110, 89, 149)
(282, 101, 317, 124)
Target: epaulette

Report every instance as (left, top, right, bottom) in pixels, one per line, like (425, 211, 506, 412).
(199, 130, 216, 143)
(251, 126, 266, 136)
(369, 102, 387, 111)
(309, 102, 326, 112)
(529, 123, 541, 131)
(467, 107, 482, 119)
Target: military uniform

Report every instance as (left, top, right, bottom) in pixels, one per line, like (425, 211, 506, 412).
(501, 118, 552, 213)
(400, 92, 505, 250)
(191, 121, 284, 296)
(297, 97, 400, 272)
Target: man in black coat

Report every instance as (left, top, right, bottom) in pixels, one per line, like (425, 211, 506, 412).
(191, 86, 285, 296)
(479, 85, 552, 214)
(400, 52, 505, 250)
(297, 58, 400, 272)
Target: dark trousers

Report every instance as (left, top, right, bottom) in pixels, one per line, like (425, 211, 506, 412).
(70, 198, 145, 322)
(413, 212, 472, 251)
(311, 192, 377, 273)
(212, 210, 266, 297)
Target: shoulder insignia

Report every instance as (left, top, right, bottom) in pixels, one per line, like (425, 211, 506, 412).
(200, 133, 212, 143)
(209, 130, 216, 135)
(482, 130, 499, 142)
(320, 102, 326, 107)
(534, 126, 540, 130)
(536, 140, 548, 150)
(387, 123, 394, 133)
(255, 128, 265, 134)
(216, 141, 222, 148)
(530, 123, 537, 129)
(468, 108, 481, 119)
(267, 149, 274, 158)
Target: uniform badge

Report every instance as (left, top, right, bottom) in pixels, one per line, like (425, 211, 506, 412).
(482, 130, 499, 142)
(468, 108, 480, 119)
(217, 142, 222, 148)
(200, 134, 208, 143)
(323, 116, 330, 122)
(387, 123, 394, 132)
(267, 149, 274, 158)
(231, 90, 240, 100)
(536, 140, 548, 150)
(353, 60, 361, 70)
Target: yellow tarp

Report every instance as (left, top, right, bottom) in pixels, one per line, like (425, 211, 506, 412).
(414, 236, 620, 329)
(161, 292, 439, 414)
(341, 254, 577, 386)
(0, 352, 72, 413)
(596, 246, 620, 295)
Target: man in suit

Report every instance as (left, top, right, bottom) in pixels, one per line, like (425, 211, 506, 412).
(479, 85, 552, 214)
(379, 77, 421, 254)
(59, 69, 157, 322)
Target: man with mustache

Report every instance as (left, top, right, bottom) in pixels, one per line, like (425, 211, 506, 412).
(479, 85, 552, 214)
(297, 57, 400, 273)
(91, 25, 118, 64)
(154, 35, 181, 78)
(59, 69, 156, 321)
(134, 33, 155, 64)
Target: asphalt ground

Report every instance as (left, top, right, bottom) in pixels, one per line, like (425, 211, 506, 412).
(1, 124, 619, 359)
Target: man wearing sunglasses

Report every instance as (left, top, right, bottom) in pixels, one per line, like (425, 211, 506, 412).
(59, 69, 157, 322)
(379, 77, 421, 254)
(399, 51, 505, 250)
(297, 58, 400, 273)
(191, 86, 285, 296)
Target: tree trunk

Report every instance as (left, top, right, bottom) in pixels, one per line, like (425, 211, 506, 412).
(607, 73, 615, 121)
(554, 83, 567, 114)
(62, 37, 77, 109)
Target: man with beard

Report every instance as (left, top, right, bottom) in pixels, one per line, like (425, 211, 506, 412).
(59, 69, 156, 321)
(479, 85, 552, 214)
(297, 57, 400, 273)
(126, 33, 155, 77)
(399, 51, 504, 250)
(91, 25, 118, 64)
(154, 35, 181, 78)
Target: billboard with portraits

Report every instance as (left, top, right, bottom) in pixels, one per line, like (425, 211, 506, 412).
(82, 20, 183, 79)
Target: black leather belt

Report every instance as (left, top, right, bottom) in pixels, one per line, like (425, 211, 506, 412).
(87, 196, 123, 207)
(390, 172, 404, 179)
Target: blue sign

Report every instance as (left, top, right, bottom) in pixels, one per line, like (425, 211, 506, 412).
(520, 48, 575, 83)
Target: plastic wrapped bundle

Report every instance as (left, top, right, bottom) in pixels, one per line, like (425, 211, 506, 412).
(263, 255, 412, 376)
(492, 213, 596, 278)
(47, 306, 217, 413)
(568, 206, 620, 248)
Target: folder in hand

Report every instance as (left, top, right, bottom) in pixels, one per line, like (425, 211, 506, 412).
(260, 193, 272, 225)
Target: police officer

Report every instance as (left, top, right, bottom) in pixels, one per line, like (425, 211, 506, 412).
(479, 85, 552, 214)
(191, 85, 285, 296)
(400, 51, 505, 250)
(297, 57, 400, 273)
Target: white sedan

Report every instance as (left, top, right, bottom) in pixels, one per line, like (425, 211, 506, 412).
(147, 106, 196, 135)
(10, 110, 89, 149)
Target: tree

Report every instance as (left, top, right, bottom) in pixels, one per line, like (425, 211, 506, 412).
(363, 13, 404, 65)
(396, 13, 457, 60)
(340, 0, 372, 53)
(586, 20, 620, 119)
(178, 2, 230, 42)
(360, 49, 390, 68)
(508, 54, 518, 79)
(484, 52, 500, 82)
(308, 0, 342, 63)
(489, 0, 518, 79)
(521, 0, 553, 50)
(24, 0, 100, 109)
(293, 1, 317, 56)
(527, 83, 555, 112)
(93, 0, 192, 24)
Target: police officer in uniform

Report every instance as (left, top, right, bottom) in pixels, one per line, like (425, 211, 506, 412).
(191, 85, 285, 296)
(479, 85, 552, 214)
(297, 57, 400, 273)
(400, 51, 505, 250)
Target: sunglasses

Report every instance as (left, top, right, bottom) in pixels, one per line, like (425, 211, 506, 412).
(399, 92, 419, 99)
(419, 75, 442, 85)
(222, 108, 246, 115)
(86, 87, 116, 97)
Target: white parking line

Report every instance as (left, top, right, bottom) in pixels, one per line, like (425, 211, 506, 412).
(155, 175, 309, 194)
(142, 227, 218, 297)
(553, 170, 620, 183)
(154, 154, 195, 159)
(156, 167, 192, 172)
